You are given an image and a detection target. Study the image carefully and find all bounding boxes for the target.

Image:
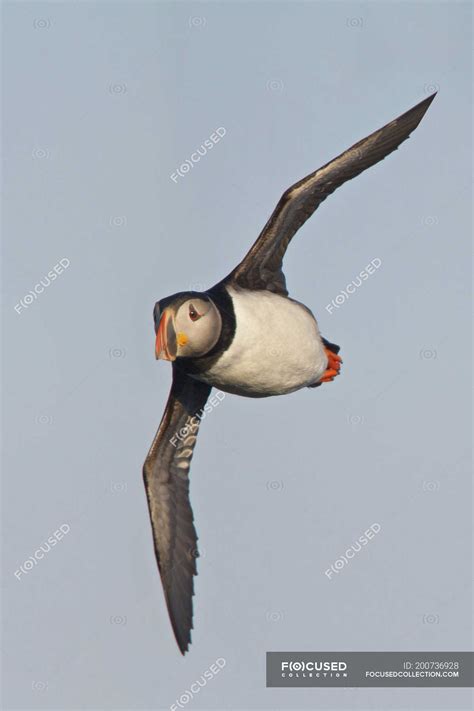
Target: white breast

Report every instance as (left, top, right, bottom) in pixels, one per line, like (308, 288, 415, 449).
(199, 286, 328, 397)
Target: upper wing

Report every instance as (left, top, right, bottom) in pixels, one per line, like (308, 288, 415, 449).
(227, 93, 436, 295)
(143, 365, 211, 654)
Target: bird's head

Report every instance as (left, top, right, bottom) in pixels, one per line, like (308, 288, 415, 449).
(153, 291, 222, 361)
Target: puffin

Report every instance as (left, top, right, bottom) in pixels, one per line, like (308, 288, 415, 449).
(143, 93, 436, 654)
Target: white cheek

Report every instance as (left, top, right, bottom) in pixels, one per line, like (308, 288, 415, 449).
(192, 320, 209, 350)
(185, 318, 213, 356)
(176, 311, 190, 333)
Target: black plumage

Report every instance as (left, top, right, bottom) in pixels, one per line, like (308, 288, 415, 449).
(143, 93, 436, 654)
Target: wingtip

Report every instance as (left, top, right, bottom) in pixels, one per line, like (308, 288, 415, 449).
(413, 91, 437, 115)
(422, 91, 437, 106)
(394, 91, 437, 134)
(178, 638, 191, 655)
(172, 616, 193, 655)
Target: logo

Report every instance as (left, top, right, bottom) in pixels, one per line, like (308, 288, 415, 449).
(281, 659, 348, 678)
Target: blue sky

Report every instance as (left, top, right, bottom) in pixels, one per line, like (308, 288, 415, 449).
(3, 2, 472, 709)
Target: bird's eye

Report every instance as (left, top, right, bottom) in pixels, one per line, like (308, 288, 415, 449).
(189, 304, 201, 322)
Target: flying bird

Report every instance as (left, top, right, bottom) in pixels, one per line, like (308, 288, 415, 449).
(143, 93, 436, 653)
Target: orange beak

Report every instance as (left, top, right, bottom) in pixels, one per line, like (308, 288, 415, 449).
(155, 310, 177, 361)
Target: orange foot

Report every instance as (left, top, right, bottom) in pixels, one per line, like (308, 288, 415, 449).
(319, 348, 342, 384)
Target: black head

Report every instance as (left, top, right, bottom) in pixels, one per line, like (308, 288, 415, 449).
(153, 291, 222, 361)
